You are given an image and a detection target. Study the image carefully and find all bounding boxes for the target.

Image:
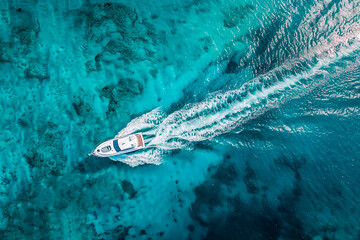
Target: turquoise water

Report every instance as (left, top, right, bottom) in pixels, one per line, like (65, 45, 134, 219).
(1, 0, 360, 239)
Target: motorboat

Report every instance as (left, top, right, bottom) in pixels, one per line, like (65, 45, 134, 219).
(88, 133, 145, 157)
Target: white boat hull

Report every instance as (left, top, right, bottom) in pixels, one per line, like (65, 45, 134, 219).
(89, 133, 145, 157)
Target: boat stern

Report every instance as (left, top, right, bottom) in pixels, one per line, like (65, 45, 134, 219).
(135, 133, 145, 148)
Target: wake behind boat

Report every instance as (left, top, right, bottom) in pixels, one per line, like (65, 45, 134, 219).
(88, 133, 145, 157)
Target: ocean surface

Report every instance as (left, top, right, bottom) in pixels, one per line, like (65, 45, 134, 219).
(1, 0, 360, 239)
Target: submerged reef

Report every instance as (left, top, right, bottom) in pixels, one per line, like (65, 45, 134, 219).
(70, 2, 158, 72)
(223, 4, 254, 29)
(121, 180, 136, 199)
(1, 0, 360, 239)
(1, 164, 138, 239)
(189, 154, 342, 240)
(99, 78, 143, 116)
(24, 132, 66, 177)
(0, 7, 49, 80)
(243, 161, 259, 194)
(72, 88, 93, 119)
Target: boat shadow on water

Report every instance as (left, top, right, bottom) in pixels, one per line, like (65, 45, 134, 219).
(75, 155, 131, 173)
(75, 146, 154, 173)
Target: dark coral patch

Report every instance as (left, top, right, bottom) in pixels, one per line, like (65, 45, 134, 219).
(243, 161, 259, 194)
(24, 130, 67, 178)
(71, 3, 158, 72)
(72, 89, 93, 117)
(190, 153, 311, 240)
(0, 7, 49, 80)
(121, 180, 136, 199)
(223, 4, 254, 28)
(99, 78, 143, 115)
(212, 164, 237, 186)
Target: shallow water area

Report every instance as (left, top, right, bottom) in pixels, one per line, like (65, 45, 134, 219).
(1, 0, 360, 239)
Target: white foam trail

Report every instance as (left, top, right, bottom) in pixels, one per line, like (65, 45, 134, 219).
(111, 35, 360, 166)
(115, 107, 166, 137)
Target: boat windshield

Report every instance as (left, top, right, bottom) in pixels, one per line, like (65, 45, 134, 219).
(101, 145, 112, 153)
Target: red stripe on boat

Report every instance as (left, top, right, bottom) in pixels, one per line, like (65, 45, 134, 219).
(136, 134, 144, 147)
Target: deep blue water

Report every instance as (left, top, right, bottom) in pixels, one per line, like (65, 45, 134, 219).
(1, 0, 360, 239)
